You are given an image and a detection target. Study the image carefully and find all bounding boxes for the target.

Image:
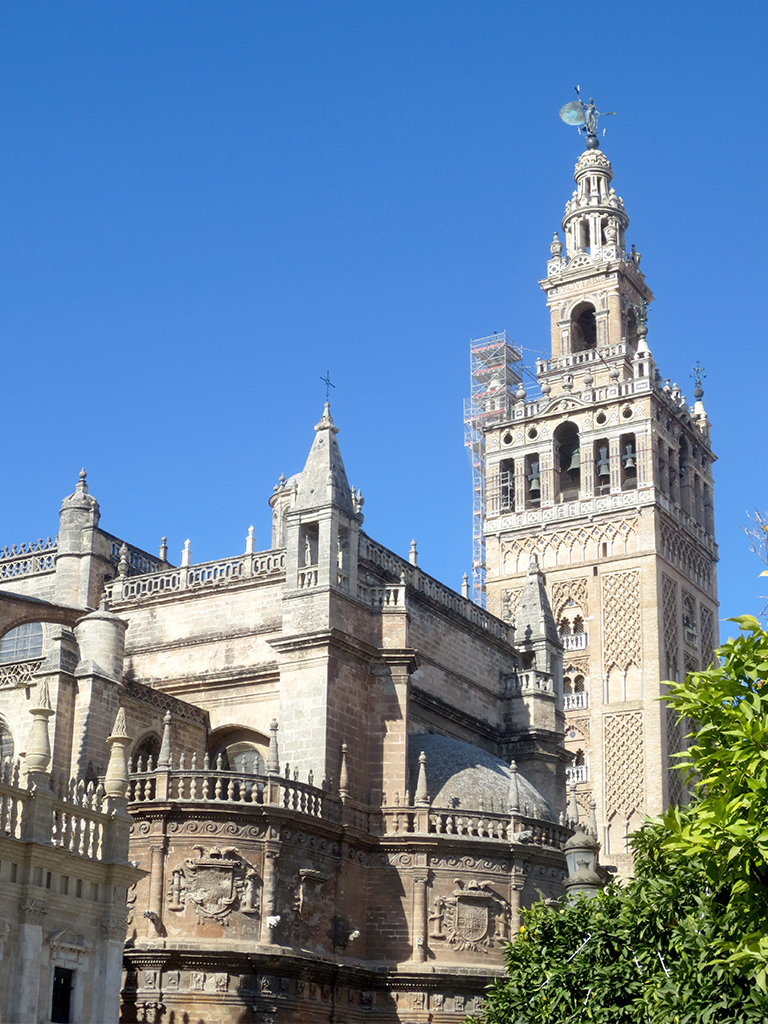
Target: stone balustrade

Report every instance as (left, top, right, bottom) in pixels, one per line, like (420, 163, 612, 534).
(381, 805, 570, 848)
(0, 537, 57, 580)
(107, 550, 286, 604)
(360, 538, 510, 641)
(0, 758, 120, 863)
(127, 756, 568, 851)
(128, 758, 332, 822)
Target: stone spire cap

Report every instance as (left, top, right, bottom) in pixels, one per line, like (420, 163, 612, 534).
(294, 403, 356, 515)
(60, 468, 100, 513)
(516, 555, 560, 644)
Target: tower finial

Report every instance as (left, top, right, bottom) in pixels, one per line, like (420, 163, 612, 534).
(691, 361, 706, 401)
(559, 87, 617, 149)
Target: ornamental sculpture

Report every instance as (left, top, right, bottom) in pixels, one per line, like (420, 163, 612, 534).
(428, 878, 510, 953)
(167, 846, 260, 924)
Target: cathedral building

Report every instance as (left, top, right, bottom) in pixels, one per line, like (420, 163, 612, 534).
(0, 400, 572, 1023)
(476, 141, 718, 874)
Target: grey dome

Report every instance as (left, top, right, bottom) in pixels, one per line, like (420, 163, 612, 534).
(408, 733, 552, 821)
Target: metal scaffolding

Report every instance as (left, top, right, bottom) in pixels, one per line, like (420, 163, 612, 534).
(463, 331, 522, 607)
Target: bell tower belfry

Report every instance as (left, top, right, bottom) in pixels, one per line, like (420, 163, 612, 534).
(480, 130, 719, 875)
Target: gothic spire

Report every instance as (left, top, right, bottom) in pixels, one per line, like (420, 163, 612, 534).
(294, 403, 358, 516)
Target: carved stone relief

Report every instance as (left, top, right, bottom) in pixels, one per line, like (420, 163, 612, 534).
(167, 846, 260, 924)
(281, 868, 330, 947)
(428, 879, 509, 953)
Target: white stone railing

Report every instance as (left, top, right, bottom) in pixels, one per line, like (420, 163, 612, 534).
(128, 758, 330, 821)
(360, 537, 509, 641)
(561, 633, 587, 651)
(566, 765, 589, 785)
(297, 565, 318, 588)
(537, 343, 628, 375)
(0, 761, 23, 839)
(564, 692, 588, 711)
(0, 659, 44, 689)
(381, 805, 570, 848)
(107, 550, 286, 604)
(0, 760, 113, 863)
(51, 779, 109, 860)
(0, 537, 57, 580)
(357, 583, 405, 608)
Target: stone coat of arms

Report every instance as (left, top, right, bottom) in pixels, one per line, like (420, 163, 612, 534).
(168, 846, 260, 925)
(429, 878, 509, 953)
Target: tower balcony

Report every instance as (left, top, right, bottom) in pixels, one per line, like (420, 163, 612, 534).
(564, 691, 589, 711)
(565, 764, 589, 785)
(561, 632, 587, 652)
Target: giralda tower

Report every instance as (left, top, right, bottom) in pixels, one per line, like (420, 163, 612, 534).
(478, 106, 718, 874)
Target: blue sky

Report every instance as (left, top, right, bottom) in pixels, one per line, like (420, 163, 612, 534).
(0, 3, 765, 638)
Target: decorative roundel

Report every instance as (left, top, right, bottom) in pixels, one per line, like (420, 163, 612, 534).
(621, 405, 634, 420)
(527, 427, 539, 441)
(502, 432, 514, 446)
(595, 410, 608, 426)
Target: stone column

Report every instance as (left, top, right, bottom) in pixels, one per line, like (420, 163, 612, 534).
(9, 898, 47, 1023)
(147, 843, 167, 935)
(609, 437, 622, 494)
(580, 440, 595, 499)
(412, 874, 428, 963)
(261, 847, 280, 944)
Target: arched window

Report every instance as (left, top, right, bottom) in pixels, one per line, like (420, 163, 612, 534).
(563, 676, 572, 694)
(570, 302, 597, 352)
(574, 675, 585, 693)
(0, 623, 43, 664)
(0, 718, 14, 761)
(209, 729, 268, 775)
(132, 733, 161, 767)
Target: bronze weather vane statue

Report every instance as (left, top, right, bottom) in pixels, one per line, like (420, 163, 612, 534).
(559, 86, 616, 149)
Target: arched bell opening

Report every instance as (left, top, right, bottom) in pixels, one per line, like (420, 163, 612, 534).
(593, 438, 611, 495)
(626, 306, 638, 355)
(569, 301, 597, 353)
(554, 422, 581, 501)
(620, 432, 637, 490)
(678, 437, 691, 514)
(524, 454, 541, 509)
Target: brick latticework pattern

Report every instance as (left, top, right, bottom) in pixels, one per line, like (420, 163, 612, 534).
(604, 710, 644, 821)
(666, 707, 684, 807)
(700, 605, 716, 668)
(601, 570, 641, 673)
(662, 574, 679, 677)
